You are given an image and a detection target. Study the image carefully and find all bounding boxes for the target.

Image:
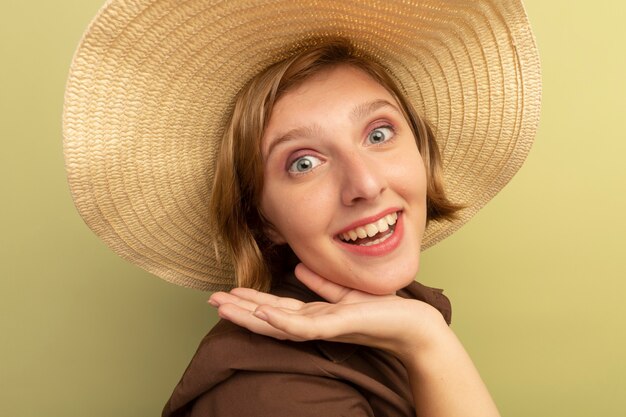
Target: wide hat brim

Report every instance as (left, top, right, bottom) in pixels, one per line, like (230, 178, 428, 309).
(63, 0, 541, 291)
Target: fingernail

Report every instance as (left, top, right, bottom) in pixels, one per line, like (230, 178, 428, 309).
(254, 310, 268, 321)
(207, 298, 218, 307)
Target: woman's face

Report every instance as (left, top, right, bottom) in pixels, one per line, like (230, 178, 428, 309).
(260, 65, 427, 295)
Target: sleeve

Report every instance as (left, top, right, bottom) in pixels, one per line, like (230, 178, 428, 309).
(189, 370, 375, 417)
(402, 281, 452, 325)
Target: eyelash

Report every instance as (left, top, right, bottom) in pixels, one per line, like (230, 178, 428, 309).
(366, 124, 396, 146)
(285, 122, 397, 175)
(287, 153, 323, 175)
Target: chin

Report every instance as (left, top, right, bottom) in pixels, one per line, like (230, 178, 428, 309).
(356, 279, 410, 296)
(352, 261, 420, 295)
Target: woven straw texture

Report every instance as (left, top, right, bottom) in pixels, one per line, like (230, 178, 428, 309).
(63, 0, 541, 291)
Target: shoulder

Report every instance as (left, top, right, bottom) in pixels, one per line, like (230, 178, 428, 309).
(189, 370, 374, 417)
(195, 319, 322, 371)
(163, 319, 348, 416)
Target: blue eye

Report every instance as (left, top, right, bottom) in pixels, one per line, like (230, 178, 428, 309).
(288, 155, 322, 173)
(367, 126, 394, 144)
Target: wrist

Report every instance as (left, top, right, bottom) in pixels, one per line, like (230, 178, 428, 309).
(391, 300, 452, 364)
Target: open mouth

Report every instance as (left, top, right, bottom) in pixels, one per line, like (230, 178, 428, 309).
(337, 211, 398, 247)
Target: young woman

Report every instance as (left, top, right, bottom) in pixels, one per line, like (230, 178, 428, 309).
(63, 1, 541, 416)
(193, 41, 498, 416)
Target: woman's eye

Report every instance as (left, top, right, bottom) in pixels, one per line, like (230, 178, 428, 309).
(367, 126, 394, 145)
(288, 155, 322, 173)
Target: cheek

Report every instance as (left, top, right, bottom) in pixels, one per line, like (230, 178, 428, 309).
(261, 183, 332, 246)
(391, 148, 427, 199)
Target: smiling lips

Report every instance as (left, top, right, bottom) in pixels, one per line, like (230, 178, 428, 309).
(339, 212, 398, 246)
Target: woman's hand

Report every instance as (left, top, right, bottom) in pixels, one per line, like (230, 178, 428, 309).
(209, 263, 501, 417)
(208, 263, 446, 360)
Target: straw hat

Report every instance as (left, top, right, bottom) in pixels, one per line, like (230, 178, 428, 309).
(63, 0, 541, 291)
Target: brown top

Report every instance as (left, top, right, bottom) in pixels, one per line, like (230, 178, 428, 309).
(162, 272, 451, 417)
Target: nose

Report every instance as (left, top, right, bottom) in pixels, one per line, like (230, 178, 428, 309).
(339, 151, 387, 206)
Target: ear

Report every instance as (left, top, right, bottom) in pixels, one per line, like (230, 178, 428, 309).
(258, 209, 287, 245)
(263, 222, 287, 245)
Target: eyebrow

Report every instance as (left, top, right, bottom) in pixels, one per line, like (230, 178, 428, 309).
(350, 99, 401, 122)
(265, 124, 323, 160)
(265, 99, 401, 158)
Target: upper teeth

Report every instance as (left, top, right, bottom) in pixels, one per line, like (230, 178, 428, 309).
(339, 212, 398, 242)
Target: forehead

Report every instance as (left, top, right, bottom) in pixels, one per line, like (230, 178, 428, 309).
(267, 65, 397, 127)
(261, 65, 404, 158)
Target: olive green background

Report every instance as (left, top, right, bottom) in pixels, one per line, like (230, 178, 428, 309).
(1, 0, 625, 415)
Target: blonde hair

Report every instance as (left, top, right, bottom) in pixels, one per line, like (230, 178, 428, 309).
(210, 38, 462, 291)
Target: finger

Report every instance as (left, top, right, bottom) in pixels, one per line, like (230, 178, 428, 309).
(294, 263, 352, 303)
(208, 291, 229, 307)
(230, 287, 304, 310)
(218, 303, 304, 341)
(209, 292, 260, 312)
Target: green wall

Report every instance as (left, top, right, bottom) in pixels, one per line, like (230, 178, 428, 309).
(1, 1, 625, 415)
